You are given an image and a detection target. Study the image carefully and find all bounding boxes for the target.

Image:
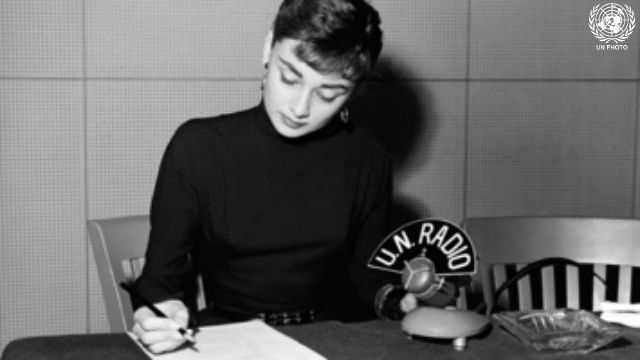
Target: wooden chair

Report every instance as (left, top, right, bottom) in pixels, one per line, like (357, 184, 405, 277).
(462, 217, 640, 315)
(89, 215, 206, 332)
(88, 215, 151, 332)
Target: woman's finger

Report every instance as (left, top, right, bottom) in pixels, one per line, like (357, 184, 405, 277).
(138, 327, 185, 347)
(137, 315, 180, 332)
(147, 339, 185, 354)
(400, 293, 418, 313)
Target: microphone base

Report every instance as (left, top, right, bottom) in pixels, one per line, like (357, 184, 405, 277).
(401, 306, 489, 351)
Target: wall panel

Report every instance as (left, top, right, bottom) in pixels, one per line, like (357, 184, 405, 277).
(470, 0, 640, 79)
(0, 1, 83, 78)
(85, 0, 280, 79)
(374, 0, 468, 79)
(0, 80, 85, 346)
(467, 82, 637, 217)
(635, 84, 640, 217)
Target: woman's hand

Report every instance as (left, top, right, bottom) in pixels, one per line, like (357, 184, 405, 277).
(400, 282, 458, 313)
(131, 299, 190, 354)
(399, 292, 419, 313)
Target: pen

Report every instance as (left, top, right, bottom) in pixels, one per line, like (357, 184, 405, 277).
(119, 282, 197, 344)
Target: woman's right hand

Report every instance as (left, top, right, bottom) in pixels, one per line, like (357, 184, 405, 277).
(131, 299, 191, 354)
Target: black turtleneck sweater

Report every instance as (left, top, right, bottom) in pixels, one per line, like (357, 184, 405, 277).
(136, 103, 395, 319)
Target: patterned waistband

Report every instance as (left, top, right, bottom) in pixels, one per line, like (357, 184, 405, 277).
(214, 306, 316, 326)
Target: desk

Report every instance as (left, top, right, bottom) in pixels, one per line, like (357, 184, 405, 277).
(2, 320, 638, 360)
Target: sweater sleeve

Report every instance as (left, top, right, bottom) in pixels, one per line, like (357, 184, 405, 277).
(134, 122, 201, 306)
(349, 150, 402, 318)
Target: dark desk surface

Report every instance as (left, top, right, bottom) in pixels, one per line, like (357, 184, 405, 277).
(2, 320, 639, 360)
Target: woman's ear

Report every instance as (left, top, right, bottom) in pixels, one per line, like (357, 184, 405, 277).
(262, 30, 274, 68)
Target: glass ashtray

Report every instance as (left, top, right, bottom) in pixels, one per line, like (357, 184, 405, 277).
(492, 309, 623, 354)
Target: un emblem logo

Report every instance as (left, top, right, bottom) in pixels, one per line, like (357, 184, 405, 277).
(589, 3, 635, 43)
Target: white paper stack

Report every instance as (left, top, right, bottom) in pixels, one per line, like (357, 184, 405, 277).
(600, 301, 640, 327)
(128, 319, 326, 360)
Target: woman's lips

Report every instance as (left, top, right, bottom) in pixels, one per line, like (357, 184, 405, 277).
(281, 114, 306, 129)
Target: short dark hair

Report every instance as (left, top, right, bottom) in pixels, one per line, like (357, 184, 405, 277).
(272, 0, 383, 81)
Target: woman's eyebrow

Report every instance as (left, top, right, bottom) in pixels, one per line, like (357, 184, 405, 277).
(279, 56, 352, 92)
(320, 83, 350, 92)
(279, 57, 302, 77)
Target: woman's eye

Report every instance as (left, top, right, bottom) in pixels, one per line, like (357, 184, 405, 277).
(280, 73, 298, 85)
(317, 92, 339, 103)
(318, 95, 336, 103)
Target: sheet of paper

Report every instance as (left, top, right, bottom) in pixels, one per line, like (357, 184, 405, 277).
(128, 319, 326, 360)
(601, 311, 640, 328)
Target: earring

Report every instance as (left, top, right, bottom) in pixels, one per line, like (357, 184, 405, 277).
(260, 62, 269, 90)
(340, 107, 350, 123)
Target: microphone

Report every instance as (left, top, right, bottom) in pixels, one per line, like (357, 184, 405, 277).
(367, 218, 476, 288)
(367, 218, 488, 351)
(401, 253, 445, 301)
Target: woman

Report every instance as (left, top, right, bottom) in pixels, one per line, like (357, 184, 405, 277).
(132, 0, 451, 353)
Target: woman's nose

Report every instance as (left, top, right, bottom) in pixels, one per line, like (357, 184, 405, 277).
(290, 90, 311, 119)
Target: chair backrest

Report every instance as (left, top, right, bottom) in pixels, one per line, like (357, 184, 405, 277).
(463, 216, 640, 315)
(88, 215, 150, 332)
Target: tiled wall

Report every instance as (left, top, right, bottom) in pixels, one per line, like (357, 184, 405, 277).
(1, 0, 639, 350)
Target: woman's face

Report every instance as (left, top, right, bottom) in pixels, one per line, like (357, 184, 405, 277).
(262, 38, 355, 139)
